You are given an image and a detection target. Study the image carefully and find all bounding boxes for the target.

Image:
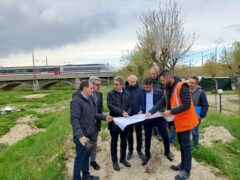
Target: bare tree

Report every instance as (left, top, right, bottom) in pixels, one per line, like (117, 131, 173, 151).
(120, 48, 154, 83)
(137, 0, 196, 72)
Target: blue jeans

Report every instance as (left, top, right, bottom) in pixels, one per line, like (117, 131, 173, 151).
(169, 125, 176, 144)
(192, 120, 201, 147)
(73, 136, 90, 180)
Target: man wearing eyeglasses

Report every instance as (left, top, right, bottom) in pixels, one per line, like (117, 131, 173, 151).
(88, 76, 105, 171)
(107, 76, 132, 171)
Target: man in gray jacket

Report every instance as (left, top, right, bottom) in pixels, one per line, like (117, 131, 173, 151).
(70, 80, 113, 180)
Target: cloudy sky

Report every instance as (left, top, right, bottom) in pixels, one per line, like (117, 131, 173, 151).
(0, 0, 239, 67)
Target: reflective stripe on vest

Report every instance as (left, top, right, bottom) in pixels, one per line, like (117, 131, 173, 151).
(174, 82, 180, 107)
(173, 82, 193, 107)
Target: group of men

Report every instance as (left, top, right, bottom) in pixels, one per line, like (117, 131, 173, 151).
(70, 68, 208, 180)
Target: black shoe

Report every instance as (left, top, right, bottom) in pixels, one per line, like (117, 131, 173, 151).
(137, 151, 145, 161)
(157, 134, 162, 141)
(113, 162, 120, 171)
(164, 153, 173, 161)
(170, 164, 183, 171)
(120, 159, 131, 167)
(87, 175, 100, 180)
(175, 170, 190, 180)
(127, 151, 133, 160)
(90, 161, 100, 170)
(142, 156, 150, 166)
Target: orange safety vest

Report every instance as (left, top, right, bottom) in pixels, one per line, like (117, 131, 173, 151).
(164, 82, 198, 132)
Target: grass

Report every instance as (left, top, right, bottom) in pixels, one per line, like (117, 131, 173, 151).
(0, 84, 239, 179)
(191, 111, 240, 180)
(0, 84, 112, 179)
(228, 99, 239, 105)
(0, 108, 72, 179)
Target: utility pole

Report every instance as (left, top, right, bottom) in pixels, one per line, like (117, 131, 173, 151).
(46, 56, 48, 66)
(215, 47, 218, 63)
(32, 51, 36, 89)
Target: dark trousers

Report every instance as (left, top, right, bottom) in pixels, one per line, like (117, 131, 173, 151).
(89, 126, 99, 162)
(110, 130, 128, 163)
(177, 130, 192, 172)
(73, 136, 90, 180)
(143, 117, 170, 158)
(127, 122, 143, 152)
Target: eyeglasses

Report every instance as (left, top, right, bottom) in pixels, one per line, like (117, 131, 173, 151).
(114, 83, 121, 86)
(93, 83, 101, 87)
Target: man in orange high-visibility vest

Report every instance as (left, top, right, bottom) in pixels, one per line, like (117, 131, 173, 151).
(146, 70, 198, 180)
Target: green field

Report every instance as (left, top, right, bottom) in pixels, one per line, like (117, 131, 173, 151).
(0, 84, 239, 179)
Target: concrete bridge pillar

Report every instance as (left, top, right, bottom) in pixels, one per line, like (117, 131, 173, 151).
(75, 78, 81, 90)
(33, 80, 40, 91)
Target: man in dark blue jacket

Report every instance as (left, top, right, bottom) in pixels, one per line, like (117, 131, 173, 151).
(70, 80, 113, 180)
(125, 75, 144, 161)
(189, 76, 209, 148)
(138, 77, 173, 166)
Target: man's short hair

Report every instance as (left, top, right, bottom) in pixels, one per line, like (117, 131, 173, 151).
(159, 69, 173, 77)
(79, 80, 90, 91)
(114, 76, 124, 85)
(89, 76, 101, 84)
(143, 77, 153, 85)
(190, 76, 199, 83)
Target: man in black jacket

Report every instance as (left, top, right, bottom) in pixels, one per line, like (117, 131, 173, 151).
(107, 76, 132, 171)
(125, 75, 144, 161)
(88, 76, 105, 170)
(70, 80, 113, 180)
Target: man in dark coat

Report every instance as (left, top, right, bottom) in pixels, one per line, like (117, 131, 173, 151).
(88, 76, 105, 170)
(150, 67, 163, 141)
(138, 77, 173, 166)
(188, 76, 209, 148)
(125, 75, 144, 161)
(107, 76, 132, 171)
(70, 80, 113, 180)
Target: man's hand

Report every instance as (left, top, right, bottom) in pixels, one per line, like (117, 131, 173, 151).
(145, 113, 152, 117)
(106, 116, 113, 122)
(138, 111, 143, 114)
(79, 136, 89, 146)
(162, 110, 171, 116)
(123, 111, 129, 117)
(102, 112, 108, 116)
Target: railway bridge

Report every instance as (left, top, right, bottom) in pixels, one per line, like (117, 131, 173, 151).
(0, 72, 113, 91)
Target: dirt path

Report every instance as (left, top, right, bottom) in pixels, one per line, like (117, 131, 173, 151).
(64, 128, 227, 180)
(207, 94, 239, 115)
(22, 94, 49, 98)
(0, 123, 45, 145)
(30, 101, 69, 114)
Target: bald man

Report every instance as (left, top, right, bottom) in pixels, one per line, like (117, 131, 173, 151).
(125, 75, 145, 161)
